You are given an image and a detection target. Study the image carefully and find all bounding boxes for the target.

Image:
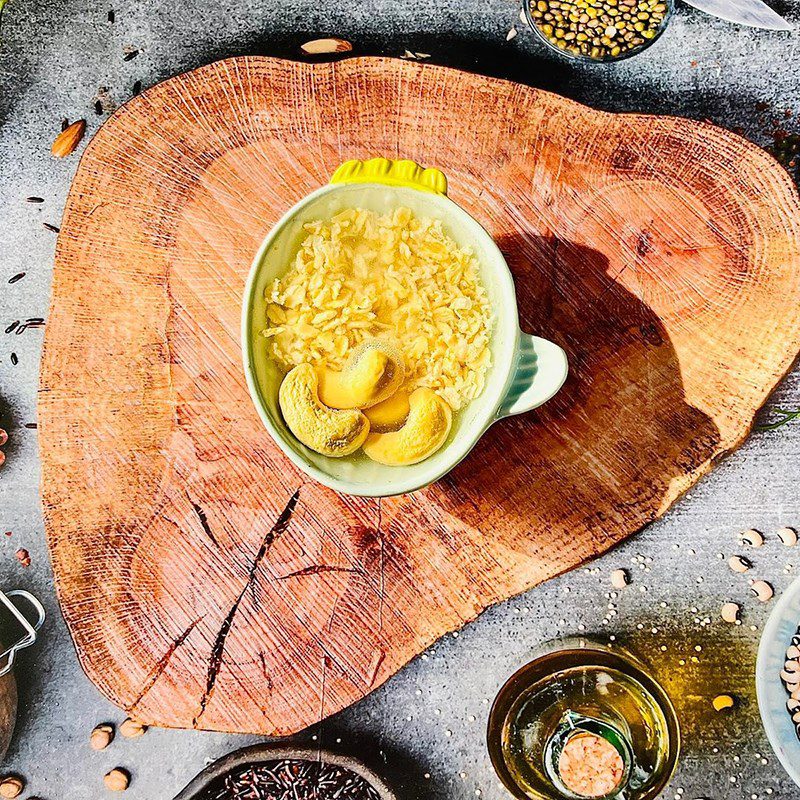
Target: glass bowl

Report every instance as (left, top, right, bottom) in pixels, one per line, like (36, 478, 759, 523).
(522, 0, 674, 63)
(487, 639, 680, 800)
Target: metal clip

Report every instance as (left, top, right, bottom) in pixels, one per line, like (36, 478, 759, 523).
(0, 590, 45, 677)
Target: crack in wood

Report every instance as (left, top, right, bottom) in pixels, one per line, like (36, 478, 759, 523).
(191, 500, 219, 548)
(127, 616, 202, 711)
(367, 648, 385, 687)
(277, 564, 358, 580)
(192, 487, 300, 727)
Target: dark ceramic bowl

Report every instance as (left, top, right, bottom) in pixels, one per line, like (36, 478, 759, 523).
(174, 743, 396, 800)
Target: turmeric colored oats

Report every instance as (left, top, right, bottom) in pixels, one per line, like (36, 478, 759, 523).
(262, 207, 493, 411)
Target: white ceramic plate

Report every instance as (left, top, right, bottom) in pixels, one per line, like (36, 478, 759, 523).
(756, 574, 800, 788)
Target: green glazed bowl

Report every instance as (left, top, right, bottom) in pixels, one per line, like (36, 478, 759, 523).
(242, 158, 568, 497)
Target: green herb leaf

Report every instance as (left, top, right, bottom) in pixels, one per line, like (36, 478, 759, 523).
(757, 407, 800, 431)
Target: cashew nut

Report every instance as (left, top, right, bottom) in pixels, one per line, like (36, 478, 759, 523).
(279, 363, 369, 457)
(317, 341, 404, 409)
(362, 388, 452, 466)
(364, 390, 411, 433)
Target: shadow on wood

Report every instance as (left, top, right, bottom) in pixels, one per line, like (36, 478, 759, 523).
(435, 233, 721, 560)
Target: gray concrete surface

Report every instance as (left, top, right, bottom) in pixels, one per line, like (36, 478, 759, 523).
(1, 1, 800, 798)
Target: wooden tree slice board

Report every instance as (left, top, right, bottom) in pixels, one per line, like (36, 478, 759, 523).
(40, 56, 800, 735)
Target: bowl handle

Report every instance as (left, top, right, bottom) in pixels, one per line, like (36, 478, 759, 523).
(498, 331, 568, 418)
(330, 158, 448, 195)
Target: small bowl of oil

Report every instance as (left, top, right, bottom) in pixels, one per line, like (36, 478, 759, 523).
(487, 638, 679, 800)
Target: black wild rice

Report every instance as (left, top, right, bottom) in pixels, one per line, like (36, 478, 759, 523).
(5, 322, 18, 334)
(123, 47, 140, 61)
(10, 354, 18, 366)
(203, 759, 383, 800)
(132, 80, 143, 96)
(108, 8, 115, 22)
(8, 273, 25, 284)
(43, 223, 60, 233)
(26, 197, 44, 204)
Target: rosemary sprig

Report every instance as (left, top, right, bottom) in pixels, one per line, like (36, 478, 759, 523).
(757, 407, 800, 432)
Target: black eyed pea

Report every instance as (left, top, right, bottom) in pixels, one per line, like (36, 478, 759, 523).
(750, 579, 774, 603)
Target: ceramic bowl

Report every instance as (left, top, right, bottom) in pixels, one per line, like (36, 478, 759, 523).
(173, 743, 396, 800)
(242, 158, 568, 497)
(756, 574, 800, 788)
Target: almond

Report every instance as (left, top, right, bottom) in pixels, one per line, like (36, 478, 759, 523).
(51, 119, 86, 158)
(300, 38, 353, 55)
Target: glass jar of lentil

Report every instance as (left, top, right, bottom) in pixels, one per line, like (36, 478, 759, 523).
(524, 0, 673, 62)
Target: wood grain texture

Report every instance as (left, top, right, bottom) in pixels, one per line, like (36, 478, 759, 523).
(39, 56, 800, 735)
